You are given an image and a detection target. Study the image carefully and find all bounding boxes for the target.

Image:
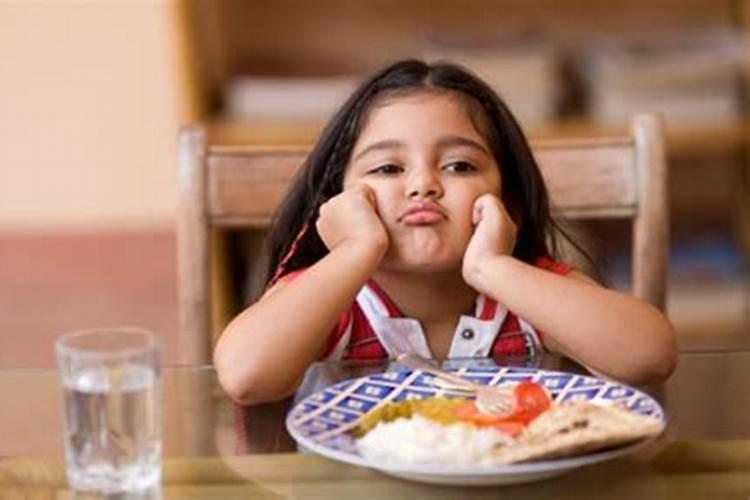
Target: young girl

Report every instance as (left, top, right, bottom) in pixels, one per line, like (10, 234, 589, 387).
(214, 59, 677, 405)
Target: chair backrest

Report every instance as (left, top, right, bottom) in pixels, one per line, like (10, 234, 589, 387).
(177, 113, 668, 364)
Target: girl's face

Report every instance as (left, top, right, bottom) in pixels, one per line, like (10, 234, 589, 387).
(343, 91, 501, 273)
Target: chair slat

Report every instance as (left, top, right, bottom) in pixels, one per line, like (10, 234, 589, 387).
(207, 149, 304, 226)
(207, 138, 637, 225)
(536, 140, 637, 217)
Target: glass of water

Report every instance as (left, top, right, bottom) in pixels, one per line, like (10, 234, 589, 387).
(55, 327, 161, 495)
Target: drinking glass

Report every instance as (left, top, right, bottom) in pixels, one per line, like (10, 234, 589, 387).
(55, 328, 161, 495)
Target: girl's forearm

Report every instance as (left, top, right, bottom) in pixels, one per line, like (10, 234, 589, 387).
(476, 255, 677, 384)
(214, 240, 384, 404)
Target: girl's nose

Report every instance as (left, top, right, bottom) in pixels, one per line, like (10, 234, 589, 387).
(406, 167, 443, 199)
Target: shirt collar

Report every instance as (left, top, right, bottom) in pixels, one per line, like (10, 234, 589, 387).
(355, 280, 508, 358)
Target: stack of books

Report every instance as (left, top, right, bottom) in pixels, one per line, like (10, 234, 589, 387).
(583, 29, 744, 127)
(224, 73, 361, 122)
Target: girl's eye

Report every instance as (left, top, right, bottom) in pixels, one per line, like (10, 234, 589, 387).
(367, 164, 403, 175)
(443, 161, 477, 174)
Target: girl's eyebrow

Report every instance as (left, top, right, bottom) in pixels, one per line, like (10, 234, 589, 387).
(435, 136, 491, 157)
(353, 139, 403, 161)
(353, 136, 491, 162)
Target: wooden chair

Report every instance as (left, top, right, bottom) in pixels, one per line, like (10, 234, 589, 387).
(177, 113, 668, 365)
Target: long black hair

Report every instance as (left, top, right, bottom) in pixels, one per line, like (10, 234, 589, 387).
(264, 59, 569, 286)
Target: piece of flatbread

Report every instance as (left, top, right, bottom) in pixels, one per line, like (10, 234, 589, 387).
(492, 401, 665, 464)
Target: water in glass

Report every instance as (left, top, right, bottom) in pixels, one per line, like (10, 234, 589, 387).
(61, 363, 160, 493)
(56, 328, 161, 495)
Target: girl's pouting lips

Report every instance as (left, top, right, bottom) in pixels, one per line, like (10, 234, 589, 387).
(397, 202, 448, 226)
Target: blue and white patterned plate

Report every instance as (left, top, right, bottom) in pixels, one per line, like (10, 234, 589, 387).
(285, 366, 666, 486)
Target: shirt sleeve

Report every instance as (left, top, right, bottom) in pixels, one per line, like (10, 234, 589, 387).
(534, 255, 573, 275)
(273, 268, 305, 284)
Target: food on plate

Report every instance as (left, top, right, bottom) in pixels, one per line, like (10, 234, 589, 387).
(356, 413, 516, 466)
(352, 397, 467, 437)
(353, 380, 664, 466)
(354, 381, 550, 438)
(493, 401, 665, 463)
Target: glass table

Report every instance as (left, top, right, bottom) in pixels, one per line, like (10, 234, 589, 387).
(0, 350, 748, 498)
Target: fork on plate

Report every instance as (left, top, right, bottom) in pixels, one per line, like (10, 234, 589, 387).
(396, 352, 515, 416)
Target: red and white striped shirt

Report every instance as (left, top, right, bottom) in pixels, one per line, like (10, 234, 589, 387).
(284, 257, 571, 360)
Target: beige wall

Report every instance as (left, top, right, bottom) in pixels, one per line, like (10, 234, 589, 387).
(0, 1, 192, 232)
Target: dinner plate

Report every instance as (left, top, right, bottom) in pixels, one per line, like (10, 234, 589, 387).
(285, 366, 666, 486)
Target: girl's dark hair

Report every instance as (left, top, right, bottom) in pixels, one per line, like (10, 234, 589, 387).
(264, 58, 572, 286)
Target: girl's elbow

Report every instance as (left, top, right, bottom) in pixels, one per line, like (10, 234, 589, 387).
(215, 360, 272, 405)
(214, 344, 298, 405)
(645, 318, 678, 383)
(213, 343, 252, 404)
(218, 374, 253, 405)
(648, 347, 677, 384)
(660, 329, 678, 379)
(213, 322, 267, 404)
(612, 313, 677, 385)
(224, 375, 298, 406)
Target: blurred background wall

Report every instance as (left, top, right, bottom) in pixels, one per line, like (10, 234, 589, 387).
(0, 1, 191, 231)
(0, 1, 194, 367)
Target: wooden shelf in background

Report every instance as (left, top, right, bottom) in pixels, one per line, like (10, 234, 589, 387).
(206, 118, 326, 146)
(530, 118, 749, 157)
(206, 117, 750, 156)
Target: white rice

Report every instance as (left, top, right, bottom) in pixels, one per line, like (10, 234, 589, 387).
(355, 415, 514, 466)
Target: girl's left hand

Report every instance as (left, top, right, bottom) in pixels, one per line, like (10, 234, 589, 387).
(462, 193, 517, 289)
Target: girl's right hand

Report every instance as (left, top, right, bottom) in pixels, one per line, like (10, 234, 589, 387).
(316, 184, 389, 257)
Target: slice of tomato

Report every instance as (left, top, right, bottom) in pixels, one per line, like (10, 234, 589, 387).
(453, 381, 551, 428)
(454, 401, 508, 426)
(513, 380, 551, 423)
